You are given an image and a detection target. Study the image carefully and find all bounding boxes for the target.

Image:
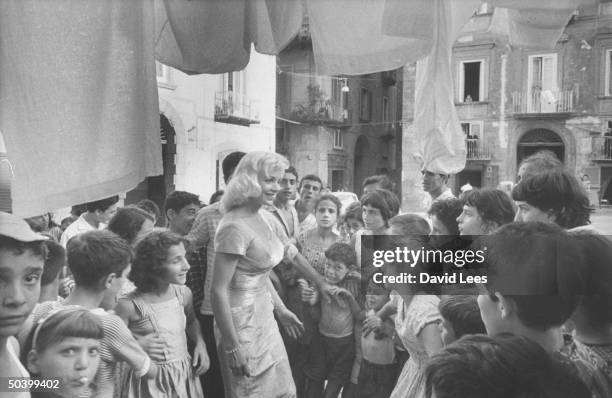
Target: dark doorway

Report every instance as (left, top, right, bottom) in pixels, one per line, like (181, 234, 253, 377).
(602, 167, 612, 205)
(517, 129, 564, 166)
(455, 168, 483, 193)
(331, 170, 344, 191)
(126, 114, 176, 224)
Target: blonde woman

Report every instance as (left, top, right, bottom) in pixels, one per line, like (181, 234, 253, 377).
(212, 151, 332, 398)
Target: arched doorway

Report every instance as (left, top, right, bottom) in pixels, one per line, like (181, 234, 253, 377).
(354, 135, 370, 195)
(126, 114, 176, 224)
(517, 128, 565, 166)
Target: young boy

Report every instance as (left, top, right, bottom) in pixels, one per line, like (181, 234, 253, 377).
(477, 222, 611, 397)
(0, 212, 47, 389)
(24, 230, 158, 398)
(357, 278, 397, 398)
(303, 242, 363, 398)
(438, 295, 486, 345)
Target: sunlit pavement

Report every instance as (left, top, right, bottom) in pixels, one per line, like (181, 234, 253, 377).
(590, 207, 612, 235)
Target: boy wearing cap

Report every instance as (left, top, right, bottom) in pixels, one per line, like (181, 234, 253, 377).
(0, 211, 48, 391)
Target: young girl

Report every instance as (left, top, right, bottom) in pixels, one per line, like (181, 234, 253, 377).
(25, 308, 104, 398)
(115, 230, 209, 397)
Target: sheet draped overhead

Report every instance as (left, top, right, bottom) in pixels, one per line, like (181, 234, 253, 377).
(0, 0, 162, 217)
(0, 0, 599, 215)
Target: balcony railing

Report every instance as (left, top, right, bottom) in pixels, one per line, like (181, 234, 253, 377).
(214, 91, 260, 126)
(466, 138, 492, 160)
(290, 100, 348, 124)
(592, 136, 612, 161)
(511, 90, 573, 114)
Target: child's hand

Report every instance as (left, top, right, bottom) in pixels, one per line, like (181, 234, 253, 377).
(136, 333, 167, 362)
(362, 312, 383, 337)
(346, 270, 361, 280)
(193, 340, 210, 376)
(335, 287, 354, 300)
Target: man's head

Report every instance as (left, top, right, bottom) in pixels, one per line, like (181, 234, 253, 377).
(517, 150, 563, 183)
(512, 170, 592, 229)
(0, 212, 48, 337)
(67, 230, 132, 310)
(457, 189, 515, 235)
(360, 189, 400, 230)
(298, 174, 323, 204)
(476, 222, 585, 336)
(135, 199, 161, 225)
(362, 174, 394, 195)
(164, 191, 201, 235)
(428, 198, 463, 236)
(84, 196, 120, 225)
(222, 151, 247, 184)
(422, 170, 449, 198)
(276, 166, 298, 204)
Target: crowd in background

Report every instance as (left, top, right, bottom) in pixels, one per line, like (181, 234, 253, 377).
(1, 149, 611, 398)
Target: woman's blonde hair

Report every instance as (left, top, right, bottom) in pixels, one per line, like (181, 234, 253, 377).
(222, 151, 289, 212)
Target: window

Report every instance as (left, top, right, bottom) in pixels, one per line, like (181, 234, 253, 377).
(605, 49, 612, 96)
(360, 88, 372, 121)
(458, 60, 484, 102)
(156, 62, 172, 86)
(527, 53, 557, 112)
(333, 130, 343, 149)
(460, 121, 483, 139)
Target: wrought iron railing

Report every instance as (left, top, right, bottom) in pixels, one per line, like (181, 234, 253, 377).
(214, 91, 260, 123)
(592, 136, 612, 161)
(466, 138, 492, 160)
(511, 90, 573, 113)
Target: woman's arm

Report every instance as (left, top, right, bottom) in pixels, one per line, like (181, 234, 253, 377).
(211, 252, 241, 352)
(267, 277, 304, 339)
(376, 299, 398, 320)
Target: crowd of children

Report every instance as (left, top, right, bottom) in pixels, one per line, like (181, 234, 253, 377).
(1, 149, 612, 398)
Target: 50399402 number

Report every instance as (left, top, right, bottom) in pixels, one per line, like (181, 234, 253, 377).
(0, 377, 61, 392)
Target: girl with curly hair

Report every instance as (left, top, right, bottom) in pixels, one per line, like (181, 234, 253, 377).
(115, 229, 209, 397)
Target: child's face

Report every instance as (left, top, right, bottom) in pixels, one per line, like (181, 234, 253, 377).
(366, 285, 389, 311)
(362, 205, 386, 231)
(101, 264, 131, 311)
(28, 337, 100, 398)
(457, 205, 487, 235)
(0, 249, 44, 337)
(277, 263, 298, 286)
(315, 199, 338, 229)
(439, 317, 457, 346)
(162, 243, 190, 285)
(345, 218, 364, 237)
(324, 259, 349, 285)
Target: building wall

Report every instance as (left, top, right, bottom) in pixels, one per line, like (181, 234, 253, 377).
(152, 51, 277, 204)
(402, 3, 612, 211)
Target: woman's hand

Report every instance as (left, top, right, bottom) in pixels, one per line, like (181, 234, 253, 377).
(226, 345, 250, 377)
(193, 340, 210, 376)
(135, 333, 167, 362)
(276, 307, 304, 340)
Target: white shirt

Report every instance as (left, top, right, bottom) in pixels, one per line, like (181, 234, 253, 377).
(60, 213, 96, 247)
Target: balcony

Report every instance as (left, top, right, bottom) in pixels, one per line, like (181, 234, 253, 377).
(290, 100, 348, 125)
(511, 90, 574, 115)
(592, 136, 612, 161)
(466, 138, 492, 161)
(214, 91, 260, 126)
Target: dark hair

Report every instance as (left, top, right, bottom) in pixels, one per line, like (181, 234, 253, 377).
(135, 199, 161, 222)
(362, 174, 394, 192)
(67, 230, 132, 289)
(360, 189, 400, 224)
(518, 150, 563, 182)
(85, 196, 119, 213)
(512, 170, 592, 229)
(130, 230, 186, 292)
(438, 295, 485, 338)
(343, 201, 363, 223)
(107, 206, 154, 245)
(325, 242, 357, 267)
(0, 236, 47, 259)
(299, 174, 323, 190)
(570, 232, 612, 328)
(209, 190, 224, 204)
(41, 240, 65, 286)
(222, 151, 246, 183)
(164, 191, 200, 217)
(463, 189, 515, 230)
(24, 309, 104, 365)
(478, 222, 585, 330)
(285, 166, 299, 181)
(315, 194, 343, 215)
(428, 198, 463, 235)
(389, 213, 431, 235)
(425, 334, 590, 398)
